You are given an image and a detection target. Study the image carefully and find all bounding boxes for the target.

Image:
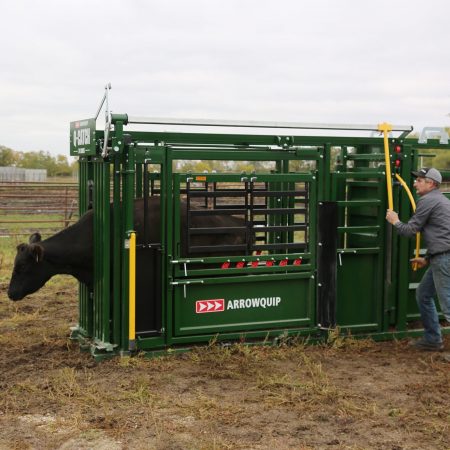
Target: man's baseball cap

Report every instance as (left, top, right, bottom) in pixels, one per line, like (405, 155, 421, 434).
(411, 167, 442, 184)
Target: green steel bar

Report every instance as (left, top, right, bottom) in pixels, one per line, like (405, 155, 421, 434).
(337, 200, 382, 207)
(77, 159, 91, 337)
(172, 254, 312, 263)
(396, 143, 416, 331)
(170, 271, 312, 285)
(93, 160, 101, 340)
(308, 174, 317, 269)
(92, 158, 110, 343)
(321, 143, 331, 201)
(112, 154, 122, 346)
(337, 248, 379, 254)
(337, 225, 380, 233)
(100, 161, 111, 342)
(172, 174, 183, 261)
(280, 160, 289, 248)
(121, 135, 135, 351)
(164, 146, 174, 346)
(333, 171, 385, 179)
(135, 163, 143, 198)
(375, 172, 386, 331)
(272, 162, 282, 251)
(86, 160, 94, 337)
(345, 153, 386, 161)
(97, 127, 450, 150)
(139, 327, 317, 350)
(172, 265, 313, 278)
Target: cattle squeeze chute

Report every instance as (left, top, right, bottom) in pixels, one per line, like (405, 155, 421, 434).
(53, 96, 450, 358)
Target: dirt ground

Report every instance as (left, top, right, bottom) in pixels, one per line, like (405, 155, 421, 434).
(0, 276, 449, 450)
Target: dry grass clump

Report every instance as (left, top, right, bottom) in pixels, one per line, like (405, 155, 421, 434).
(325, 326, 376, 351)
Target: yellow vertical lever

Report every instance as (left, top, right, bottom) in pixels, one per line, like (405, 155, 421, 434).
(129, 231, 136, 350)
(378, 122, 394, 210)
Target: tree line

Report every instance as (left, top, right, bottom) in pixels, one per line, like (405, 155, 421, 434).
(0, 145, 76, 177)
(2, 134, 449, 179)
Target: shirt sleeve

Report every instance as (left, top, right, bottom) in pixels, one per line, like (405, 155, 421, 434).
(394, 196, 434, 237)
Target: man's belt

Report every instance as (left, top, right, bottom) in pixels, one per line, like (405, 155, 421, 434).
(430, 249, 450, 258)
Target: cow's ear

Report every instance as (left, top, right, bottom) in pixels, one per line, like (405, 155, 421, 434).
(17, 243, 27, 252)
(29, 233, 42, 244)
(29, 244, 44, 263)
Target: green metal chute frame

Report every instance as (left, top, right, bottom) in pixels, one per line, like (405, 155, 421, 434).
(70, 113, 450, 358)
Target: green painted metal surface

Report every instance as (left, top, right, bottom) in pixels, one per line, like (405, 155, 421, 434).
(173, 274, 314, 336)
(69, 114, 450, 357)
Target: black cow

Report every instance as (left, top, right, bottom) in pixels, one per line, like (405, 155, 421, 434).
(8, 196, 246, 302)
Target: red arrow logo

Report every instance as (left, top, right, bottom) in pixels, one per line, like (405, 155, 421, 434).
(196, 299, 225, 313)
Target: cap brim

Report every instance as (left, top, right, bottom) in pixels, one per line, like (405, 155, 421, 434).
(411, 171, 421, 177)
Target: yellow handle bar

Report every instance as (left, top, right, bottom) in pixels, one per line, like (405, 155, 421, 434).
(394, 174, 421, 271)
(128, 231, 136, 350)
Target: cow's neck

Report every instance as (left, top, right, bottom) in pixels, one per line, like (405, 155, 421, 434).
(40, 217, 93, 286)
(41, 253, 90, 279)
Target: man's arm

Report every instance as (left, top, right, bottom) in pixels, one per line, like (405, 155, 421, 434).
(385, 196, 434, 237)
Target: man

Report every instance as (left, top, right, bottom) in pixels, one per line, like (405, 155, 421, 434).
(386, 167, 450, 351)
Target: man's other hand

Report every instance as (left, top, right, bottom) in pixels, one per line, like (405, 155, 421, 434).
(410, 257, 428, 269)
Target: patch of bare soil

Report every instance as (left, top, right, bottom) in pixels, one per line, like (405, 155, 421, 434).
(0, 278, 449, 450)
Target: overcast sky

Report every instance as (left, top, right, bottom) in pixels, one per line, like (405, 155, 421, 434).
(1, 0, 450, 156)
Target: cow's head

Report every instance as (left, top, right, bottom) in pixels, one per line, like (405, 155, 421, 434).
(8, 233, 49, 301)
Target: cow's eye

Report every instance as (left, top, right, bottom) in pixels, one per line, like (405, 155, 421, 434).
(14, 264, 25, 275)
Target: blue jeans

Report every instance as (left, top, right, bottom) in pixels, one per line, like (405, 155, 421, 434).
(416, 252, 450, 344)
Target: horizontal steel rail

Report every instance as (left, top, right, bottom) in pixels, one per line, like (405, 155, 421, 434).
(125, 116, 413, 133)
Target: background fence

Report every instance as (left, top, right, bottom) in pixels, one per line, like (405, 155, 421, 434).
(0, 167, 47, 182)
(0, 181, 78, 238)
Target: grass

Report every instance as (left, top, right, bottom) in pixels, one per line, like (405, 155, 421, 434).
(256, 352, 355, 411)
(1, 213, 450, 449)
(0, 236, 17, 281)
(325, 326, 376, 351)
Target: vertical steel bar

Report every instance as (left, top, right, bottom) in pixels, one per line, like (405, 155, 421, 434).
(112, 154, 122, 345)
(93, 160, 100, 340)
(101, 161, 111, 342)
(78, 158, 91, 336)
(162, 146, 171, 345)
(143, 163, 149, 243)
(128, 231, 136, 350)
(121, 140, 135, 351)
